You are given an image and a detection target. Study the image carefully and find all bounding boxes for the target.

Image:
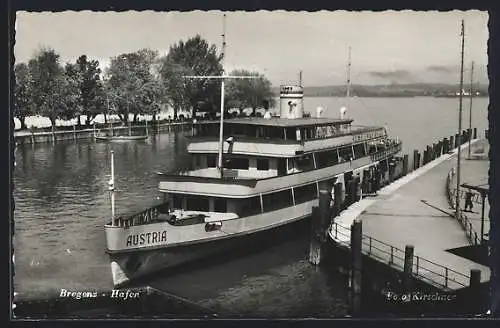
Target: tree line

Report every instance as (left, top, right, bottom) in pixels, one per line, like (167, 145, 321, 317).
(14, 35, 275, 130)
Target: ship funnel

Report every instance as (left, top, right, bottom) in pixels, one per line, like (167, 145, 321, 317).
(279, 85, 304, 119)
(340, 106, 347, 119)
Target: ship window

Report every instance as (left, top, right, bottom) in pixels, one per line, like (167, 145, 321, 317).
(316, 150, 339, 168)
(225, 157, 249, 170)
(294, 183, 318, 204)
(353, 143, 366, 159)
(339, 146, 353, 163)
(172, 194, 183, 209)
(186, 195, 210, 212)
(240, 196, 262, 216)
(262, 189, 293, 212)
(285, 128, 296, 140)
(294, 154, 314, 171)
(257, 158, 269, 170)
(214, 198, 227, 212)
(207, 155, 217, 167)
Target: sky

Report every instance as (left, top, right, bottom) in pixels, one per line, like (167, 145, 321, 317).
(14, 10, 489, 86)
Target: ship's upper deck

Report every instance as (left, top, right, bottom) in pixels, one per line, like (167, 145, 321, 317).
(197, 116, 354, 128)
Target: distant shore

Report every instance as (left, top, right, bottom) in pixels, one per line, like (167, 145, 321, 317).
(271, 83, 489, 98)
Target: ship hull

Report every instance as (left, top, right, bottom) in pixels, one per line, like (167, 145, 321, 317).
(109, 215, 312, 287)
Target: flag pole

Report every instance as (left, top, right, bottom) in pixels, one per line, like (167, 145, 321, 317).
(455, 19, 465, 222)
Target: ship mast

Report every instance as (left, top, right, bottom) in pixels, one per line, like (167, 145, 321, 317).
(455, 19, 465, 222)
(346, 46, 352, 99)
(468, 61, 474, 158)
(183, 13, 258, 179)
(340, 47, 351, 120)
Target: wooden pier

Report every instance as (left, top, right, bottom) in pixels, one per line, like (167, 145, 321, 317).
(309, 128, 491, 315)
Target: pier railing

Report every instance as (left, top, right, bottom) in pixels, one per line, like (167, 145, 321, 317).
(330, 221, 471, 290)
(447, 169, 481, 246)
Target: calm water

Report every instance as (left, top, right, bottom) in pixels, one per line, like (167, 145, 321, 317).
(13, 97, 489, 316)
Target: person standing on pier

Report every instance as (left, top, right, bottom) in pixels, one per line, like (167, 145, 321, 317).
(464, 190, 474, 212)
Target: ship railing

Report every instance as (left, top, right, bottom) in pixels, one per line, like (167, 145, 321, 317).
(331, 221, 471, 290)
(370, 141, 402, 162)
(113, 203, 169, 228)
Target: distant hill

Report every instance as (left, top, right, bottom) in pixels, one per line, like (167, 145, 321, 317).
(271, 83, 489, 97)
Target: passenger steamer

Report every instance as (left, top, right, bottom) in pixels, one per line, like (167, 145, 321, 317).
(104, 85, 402, 287)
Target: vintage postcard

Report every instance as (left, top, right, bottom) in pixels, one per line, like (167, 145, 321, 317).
(11, 9, 493, 319)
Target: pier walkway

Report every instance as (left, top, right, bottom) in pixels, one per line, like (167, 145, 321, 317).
(448, 139, 490, 244)
(328, 138, 491, 291)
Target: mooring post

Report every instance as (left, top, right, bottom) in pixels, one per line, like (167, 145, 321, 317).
(413, 150, 418, 171)
(350, 219, 362, 316)
(30, 127, 35, 144)
(354, 176, 361, 201)
(403, 245, 414, 293)
(473, 127, 477, 139)
(455, 133, 459, 148)
(51, 125, 55, 144)
(403, 154, 409, 176)
(333, 182, 343, 217)
(362, 169, 370, 195)
(422, 149, 428, 165)
(470, 269, 481, 288)
(443, 138, 449, 153)
(388, 161, 395, 183)
(450, 135, 455, 150)
(309, 207, 321, 265)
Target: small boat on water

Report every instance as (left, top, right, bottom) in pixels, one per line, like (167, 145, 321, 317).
(94, 118, 149, 142)
(95, 134, 149, 142)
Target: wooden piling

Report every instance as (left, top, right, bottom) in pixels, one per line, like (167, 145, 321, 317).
(333, 182, 343, 217)
(403, 245, 414, 293)
(473, 128, 477, 139)
(450, 135, 455, 150)
(51, 125, 55, 144)
(309, 207, 322, 265)
(413, 150, 418, 170)
(319, 185, 331, 230)
(309, 186, 331, 266)
(444, 138, 449, 153)
(403, 154, 409, 175)
(73, 124, 76, 141)
(388, 161, 395, 183)
(354, 176, 361, 201)
(422, 149, 428, 165)
(469, 269, 481, 288)
(350, 219, 362, 315)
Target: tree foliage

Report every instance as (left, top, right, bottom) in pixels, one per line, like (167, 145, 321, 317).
(105, 49, 163, 123)
(14, 63, 32, 129)
(65, 55, 105, 126)
(160, 35, 223, 118)
(27, 48, 78, 127)
(226, 69, 275, 116)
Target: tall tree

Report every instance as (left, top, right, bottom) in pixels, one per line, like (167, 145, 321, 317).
(105, 49, 162, 123)
(65, 55, 104, 126)
(14, 63, 31, 130)
(160, 35, 223, 118)
(226, 69, 276, 116)
(28, 48, 77, 128)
